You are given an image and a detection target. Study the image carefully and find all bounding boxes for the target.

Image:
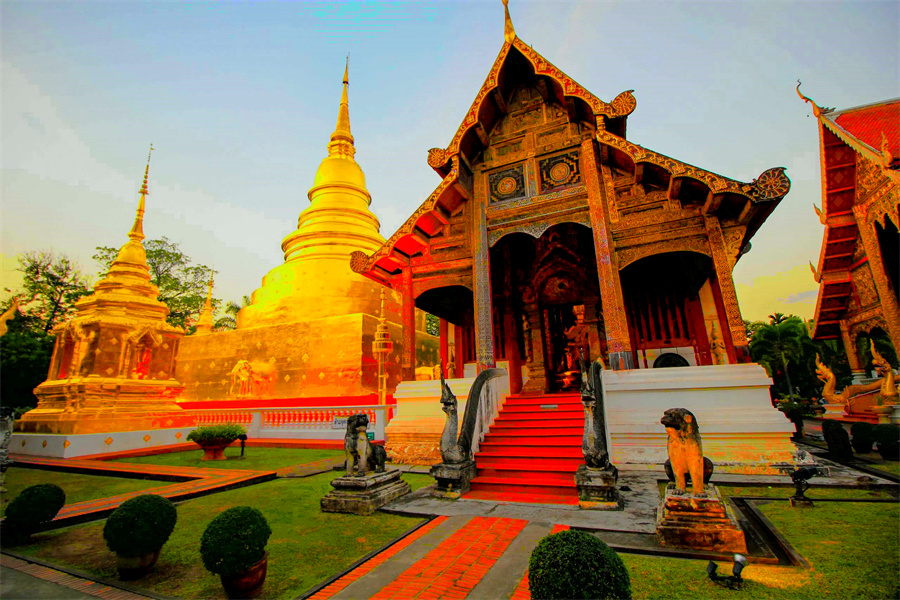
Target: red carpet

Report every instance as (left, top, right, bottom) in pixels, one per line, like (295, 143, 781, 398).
(465, 392, 583, 504)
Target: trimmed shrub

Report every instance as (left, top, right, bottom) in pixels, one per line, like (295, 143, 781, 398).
(200, 506, 271, 576)
(5, 483, 65, 532)
(822, 421, 853, 461)
(850, 422, 875, 454)
(187, 423, 246, 446)
(529, 529, 631, 600)
(872, 424, 900, 459)
(103, 494, 178, 557)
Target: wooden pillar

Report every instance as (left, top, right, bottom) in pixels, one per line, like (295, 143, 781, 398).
(581, 136, 633, 370)
(855, 216, 900, 351)
(704, 215, 751, 362)
(472, 181, 495, 371)
(400, 268, 416, 381)
(840, 319, 866, 382)
(708, 271, 738, 365)
(503, 309, 523, 393)
(439, 318, 449, 377)
(520, 302, 548, 392)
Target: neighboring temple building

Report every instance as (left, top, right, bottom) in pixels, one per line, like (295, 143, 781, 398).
(174, 63, 436, 403)
(350, 8, 792, 394)
(799, 88, 900, 377)
(19, 153, 188, 435)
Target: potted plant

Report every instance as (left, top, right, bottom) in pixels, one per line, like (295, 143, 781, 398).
(103, 494, 178, 580)
(850, 422, 875, 454)
(872, 424, 900, 460)
(2, 483, 65, 545)
(200, 506, 272, 599)
(187, 423, 246, 461)
(821, 419, 853, 461)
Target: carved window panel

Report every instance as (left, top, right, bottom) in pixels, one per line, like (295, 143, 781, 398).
(489, 164, 527, 204)
(539, 151, 581, 193)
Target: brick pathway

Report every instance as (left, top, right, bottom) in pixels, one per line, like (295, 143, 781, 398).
(508, 523, 570, 600)
(10, 455, 276, 527)
(1, 554, 151, 599)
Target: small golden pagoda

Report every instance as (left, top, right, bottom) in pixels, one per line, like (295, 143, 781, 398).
(19, 149, 187, 435)
(175, 62, 428, 402)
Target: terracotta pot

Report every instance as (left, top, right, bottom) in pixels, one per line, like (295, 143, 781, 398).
(116, 548, 161, 580)
(196, 442, 230, 461)
(220, 551, 268, 599)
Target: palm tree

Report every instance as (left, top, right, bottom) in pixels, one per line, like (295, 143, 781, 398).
(750, 315, 806, 401)
(214, 295, 251, 331)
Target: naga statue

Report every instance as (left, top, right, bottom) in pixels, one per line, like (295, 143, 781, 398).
(438, 367, 506, 465)
(579, 350, 610, 469)
(815, 340, 898, 411)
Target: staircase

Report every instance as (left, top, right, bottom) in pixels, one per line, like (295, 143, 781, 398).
(465, 392, 584, 504)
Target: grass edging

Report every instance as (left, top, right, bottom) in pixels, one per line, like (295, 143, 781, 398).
(294, 513, 438, 600)
(735, 499, 809, 568)
(1, 549, 181, 600)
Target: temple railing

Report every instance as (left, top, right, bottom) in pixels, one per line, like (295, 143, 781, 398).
(182, 405, 388, 441)
(468, 370, 511, 456)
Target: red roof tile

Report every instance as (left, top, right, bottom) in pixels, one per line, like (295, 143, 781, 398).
(832, 99, 900, 158)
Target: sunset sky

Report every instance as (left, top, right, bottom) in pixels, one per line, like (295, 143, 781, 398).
(2, 1, 897, 323)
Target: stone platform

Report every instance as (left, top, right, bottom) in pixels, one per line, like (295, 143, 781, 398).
(656, 483, 747, 553)
(575, 465, 622, 510)
(321, 469, 411, 516)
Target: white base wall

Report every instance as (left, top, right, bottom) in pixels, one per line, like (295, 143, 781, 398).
(602, 364, 796, 472)
(10, 427, 197, 459)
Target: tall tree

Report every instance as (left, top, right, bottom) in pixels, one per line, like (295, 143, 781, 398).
(750, 315, 806, 401)
(214, 295, 252, 331)
(10, 252, 92, 333)
(94, 237, 217, 330)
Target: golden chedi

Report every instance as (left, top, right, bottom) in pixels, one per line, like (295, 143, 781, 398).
(19, 150, 186, 435)
(175, 62, 409, 401)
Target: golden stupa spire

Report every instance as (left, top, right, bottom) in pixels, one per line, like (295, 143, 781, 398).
(327, 56, 355, 160)
(502, 0, 516, 44)
(129, 144, 153, 243)
(194, 274, 215, 335)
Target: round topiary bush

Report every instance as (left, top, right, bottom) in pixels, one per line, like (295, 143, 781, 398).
(5, 483, 66, 533)
(529, 529, 631, 600)
(200, 506, 271, 576)
(103, 494, 178, 557)
(872, 424, 900, 459)
(850, 422, 875, 454)
(821, 420, 853, 461)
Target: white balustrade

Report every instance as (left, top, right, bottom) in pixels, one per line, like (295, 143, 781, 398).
(183, 405, 388, 441)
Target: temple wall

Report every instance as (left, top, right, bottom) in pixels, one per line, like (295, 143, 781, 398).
(176, 313, 405, 402)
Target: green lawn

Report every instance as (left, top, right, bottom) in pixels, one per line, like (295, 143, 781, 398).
(625, 500, 899, 599)
(1, 468, 161, 517)
(109, 447, 344, 471)
(854, 453, 900, 477)
(6, 472, 433, 599)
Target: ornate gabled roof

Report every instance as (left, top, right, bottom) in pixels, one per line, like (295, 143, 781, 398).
(427, 34, 636, 173)
(824, 99, 900, 167)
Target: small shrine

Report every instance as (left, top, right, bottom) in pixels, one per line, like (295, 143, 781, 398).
(18, 149, 188, 436)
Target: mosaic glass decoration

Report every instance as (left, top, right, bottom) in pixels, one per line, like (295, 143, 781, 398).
(539, 151, 581, 193)
(489, 164, 526, 204)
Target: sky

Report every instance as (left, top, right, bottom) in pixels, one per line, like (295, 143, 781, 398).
(1, 1, 898, 323)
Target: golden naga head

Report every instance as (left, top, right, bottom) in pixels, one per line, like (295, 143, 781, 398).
(871, 340, 891, 375)
(814, 353, 833, 382)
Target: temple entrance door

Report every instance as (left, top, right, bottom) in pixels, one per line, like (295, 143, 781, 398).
(543, 302, 590, 391)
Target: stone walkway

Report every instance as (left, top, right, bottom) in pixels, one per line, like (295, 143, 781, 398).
(1, 555, 152, 600)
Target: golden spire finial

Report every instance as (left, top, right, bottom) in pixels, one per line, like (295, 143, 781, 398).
(881, 131, 893, 168)
(194, 272, 215, 335)
(379, 287, 386, 324)
(502, 0, 516, 43)
(328, 56, 355, 159)
(129, 144, 153, 242)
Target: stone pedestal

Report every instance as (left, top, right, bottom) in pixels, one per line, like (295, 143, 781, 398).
(429, 460, 476, 499)
(575, 465, 622, 510)
(320, 469, 410, 516)
(656, 483, 747, 553)
(789, 498, 814, 508)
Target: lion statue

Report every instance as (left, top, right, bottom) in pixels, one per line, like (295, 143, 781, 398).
(661, 408, 706, 497)
(344, 414, 387, 476)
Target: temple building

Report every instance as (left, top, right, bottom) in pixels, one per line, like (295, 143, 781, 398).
(174, 63, 435, 403)
(18, 151, 188, 435)
(800, 88, 900, 374)
(350, 8, 792, 394)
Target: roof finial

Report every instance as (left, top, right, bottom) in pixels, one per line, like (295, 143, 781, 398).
(129, 144, 153, 242)
(796, 80, 832, 118)
(502, 0, 516, 43)
(328, 56, 355, 159)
